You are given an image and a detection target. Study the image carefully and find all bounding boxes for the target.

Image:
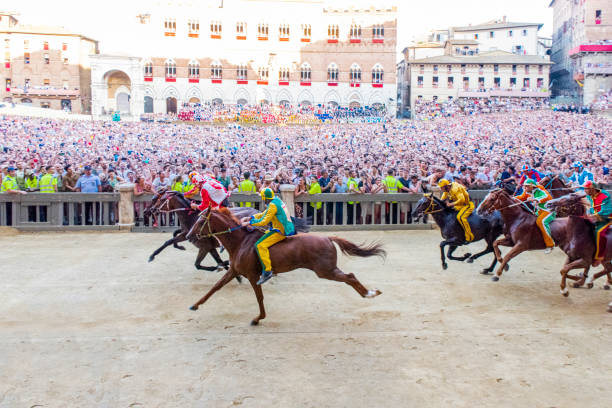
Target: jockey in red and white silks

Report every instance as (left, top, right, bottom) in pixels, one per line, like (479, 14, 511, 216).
(187, 174, 229, 211)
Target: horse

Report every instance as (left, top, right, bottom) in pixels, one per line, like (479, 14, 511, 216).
(185, 207, 386, 325)
(411, 194, 506, 274)
(145, 190, 256, 273)
(546, 192, 612, 290)
(478, 188, 596, 296)
(539, 175, 574, 198)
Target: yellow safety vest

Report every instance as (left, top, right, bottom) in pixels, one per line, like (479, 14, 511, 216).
(238, 179, 257, 207)
(39, 174, 56, 193)
(1, 175, 19, 192)
(347, 178, 360, 205)
(25, 177, 38, 190)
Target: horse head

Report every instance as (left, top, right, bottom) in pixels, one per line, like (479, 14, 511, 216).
(186, 205, 241, 241)
(546, 191, 586, 217)
(495, 179, 517, 195)
(477, 188, 510, 216)
(412, 193, 446, 220)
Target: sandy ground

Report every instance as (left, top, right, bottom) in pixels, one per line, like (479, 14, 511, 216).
(1, 230, 612, 408)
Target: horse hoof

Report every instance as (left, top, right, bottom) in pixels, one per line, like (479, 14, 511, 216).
(177, 245, 186, 251)
(466, 257, 474, 264)
(250, 319, 259, 326)
(442, 263, 448, 270)
(491, 276, 499, 282)
(604, 284, 610, 291)
(189, 305, 198, 311)
(573, 282, 583, 288)
(560, 288, 569, 297)
(587, 282, 594, 289)
(481, 269, 491, 275)
(504, 264, 510, 272)
(365, 289, 382, 298)
(148, 256, 154, 263)
(464, 253, 472, 260)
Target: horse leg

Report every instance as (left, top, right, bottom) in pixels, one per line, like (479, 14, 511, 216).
(209, 248, 230, 271)
(194, 248, 217, 272)
(492, 243, 526, 281)
(190, 268, 237, 311)
(148, 236, 181, 262)
(439, 240, 451, 270)
(315, 267, 381, 298)
(248, 276, 266, 325)
(172, 229, 186, 250)
(447, 245, 471, 262)
(585, 263, 612, 289)
(481, 249, 498, 275)
(493, 236, 513, 264)
(570, 267, 591, 288)
(559, 258, 590, 297)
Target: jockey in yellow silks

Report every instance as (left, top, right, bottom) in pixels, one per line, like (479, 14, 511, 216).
(438, 179, 475, 242)
(242, 187, 295, 285)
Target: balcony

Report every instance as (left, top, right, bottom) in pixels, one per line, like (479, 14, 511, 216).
(350, 38, 361, 44)
(11, 87, 80, 98)
(327, 38, 338, 43)
(188, 78, 199, 83)
(372, 37, 384, 44)
(327, 82, 338, 86)
(350, 81, 360, 88)
(144, 76, 153, 82)
(300, 38, 310, 42)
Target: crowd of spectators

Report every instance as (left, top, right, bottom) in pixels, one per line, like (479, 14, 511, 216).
(413, 97, 550, 120)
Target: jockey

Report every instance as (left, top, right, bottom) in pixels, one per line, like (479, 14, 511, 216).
(242, 187, 295, 285)
(583, 180, 612, 266)
(188, 173, 230, 211)
(516, 178, 555, 253)
(517, 164, 542, 186)
(569, 161, 594, 189)
(438, 179, 475, 242)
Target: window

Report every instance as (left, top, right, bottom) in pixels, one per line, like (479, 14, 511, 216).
(279, 67, 290, 82)
(474, 33, 479, 40)
(188, 59, 200, 78)
(447, 64, 452, 73)
(279, 24, 290, 39)
(44, 53, 49, 64)
(301, 24, 311, 40)
(258, 67, 269, 81)
(62, 80, 68, 89)
(538, 64, 543, 74)
(525, 64, 530, 74)
(463, 76, 469, 89)
(350, 24, 361, 41)
(43, 78, 50, 86)
(537, 78, 544, 88)
(508, 30, 513, 37)
(210, 21, 222, 38)
(478, 77, 485, 88)
(300, 62, 311, 82)
(510, 77, 517, 86)
(494, 77, 501, 88)
(328, 24, 339, 40)
(24, 52, 30, 64)
(512, 64, 517, 74)
(522, 29, 528, 36)
(236, 21, 247, 39)
(523, 78, 530, 88)
(43, 41, 49, 50)
(494, 64, 499, 74)
(165, 59, 177, 78)
(432, 76, 438, 88)
(433, 64, 438, 73)
(188, 19, 200, 37)
(478, 64, 484, 74)
(211, 60, 222, 79)
(258, 23, 269, 39)
(5, 78, 11, 90)
(349, 63, 361, 84)
(447, 76, 454, 88)
(327, 63, 338, 82)
(371, 63, 384, 84)
(417, 76, 423, 87)
(62, 43, 67, 51)
(164, 18, 176, 36)
(372, 24, 384, 39)
(489, 31, 495, 38)
(461, 64, 466, 74)
(144, 61, 153, 77)
(595, 10, 602, 24)
(24, 40, 29, 50)
(63, 57, 68, 65)
(237, 64, 248, 80)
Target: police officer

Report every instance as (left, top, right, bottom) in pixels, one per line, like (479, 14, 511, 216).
(382, 169, 405, 224)
(238, 171, 257, 207)
(1, 167, 26, 226)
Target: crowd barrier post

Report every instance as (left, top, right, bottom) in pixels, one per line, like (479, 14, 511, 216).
(118, 183, 136, 230)
(279, 184, 297, 217)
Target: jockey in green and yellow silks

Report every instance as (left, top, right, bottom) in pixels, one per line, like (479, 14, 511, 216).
(516, 178, 555, 252)
(246, 187, 295, 285)
(583, 180, 612, 266)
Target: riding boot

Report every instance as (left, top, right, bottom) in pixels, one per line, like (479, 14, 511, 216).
(257, 270, 274, 285)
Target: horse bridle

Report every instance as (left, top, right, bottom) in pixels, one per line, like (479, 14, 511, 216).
(422, 194, 445, 215)
(152, 191, 191, 214)
(194, 209, 244, 240)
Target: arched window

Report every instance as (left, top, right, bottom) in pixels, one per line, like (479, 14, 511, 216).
(279, 23, 290, 39)
(165, 58, 176, 78)
(350, 63, 361, 84)
(327, 24, 339, 39)
(372, 24, 384, 39)
(350, 24, 362, 40)
(236, 21, 246, 38)
(279, 67, 290, 82)
(372, 63, 384, 84)
(301, 24, 311, 40)
(211, 60, 222, 79)
(144, 60, 153, 78)
(188, 59, 200, 78)
(236, 63, 248, 80)
(210, 21, 222, 37)
(258, 22, 269, 39)
(327, 63, 338, 82)
(258, 66, 269, 81)
(300, 62, 311, 82)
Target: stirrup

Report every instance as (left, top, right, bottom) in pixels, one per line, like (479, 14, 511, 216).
(544, 247, 553, 254)
(257, 270, 274, 285)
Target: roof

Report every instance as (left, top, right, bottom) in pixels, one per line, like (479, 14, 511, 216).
(446, 39, 479, 45)
(452, 21, 543, 32)
(407, 50, 554, 65)
(0, 25, 97, 43)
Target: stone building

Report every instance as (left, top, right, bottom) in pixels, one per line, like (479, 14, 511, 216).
(89, 0, 397, 119)
(549, 0, 612, 104)
(0, 11, 99, 113)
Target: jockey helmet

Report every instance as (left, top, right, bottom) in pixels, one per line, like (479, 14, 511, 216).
(192, 174, 205, 185)
(521, 164, 530, 171)
(572, 161, 583, 169)
(260, 188, 275, 200)
(582, 180, 598, 190)
(524, 179, 538, 187)
(437, 179, 451, 188)
(188, 171, 199, 182)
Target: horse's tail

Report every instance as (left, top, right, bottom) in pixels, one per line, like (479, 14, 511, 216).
(330, 237, 386, 259)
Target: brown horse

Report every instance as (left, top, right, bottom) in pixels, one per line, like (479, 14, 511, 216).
(185, 207, 386, 325)
(546, 192, 612, 290)
(478, 188, 596, 296)
(539, 175, 574, 198)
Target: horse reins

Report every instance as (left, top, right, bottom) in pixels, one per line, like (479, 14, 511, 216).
(422, 195, 445, 215)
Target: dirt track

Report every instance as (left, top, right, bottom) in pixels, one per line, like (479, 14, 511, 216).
(1, 230, 612, 408)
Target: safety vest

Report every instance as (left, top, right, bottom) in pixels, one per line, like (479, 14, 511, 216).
(238, 179, 257, 207)
(309, 182, 322, 209)
(347, 178, 360, 205)
(25, 177, 38, 190)
(383, 176, 399, 193)
(1, 175, 19, 192)
(39, 174, 56, 193)
(171, 182, 184, 193)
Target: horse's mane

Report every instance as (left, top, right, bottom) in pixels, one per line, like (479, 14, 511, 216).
(216, 207, 241, 224)
(430, 194, 451, 210)
(495, 189, 534, 215)
(164, 190, 191, 208)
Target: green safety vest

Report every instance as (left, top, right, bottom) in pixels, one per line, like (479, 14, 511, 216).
(25, 177, 38, 190)
(347, 178, 360, 205)
(39, 174, 56, 193)
(171, 181, 184, 193)
(1, 175, 19, 192)
(238, 179, 257, 207)
(309, 182, 322, 209)
(383, 176, 403, 203)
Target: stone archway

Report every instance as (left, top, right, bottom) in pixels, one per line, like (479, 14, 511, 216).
(104, 70, 131, 114)
(166, 97, 177, 114)
(144, 96, 154, 113)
